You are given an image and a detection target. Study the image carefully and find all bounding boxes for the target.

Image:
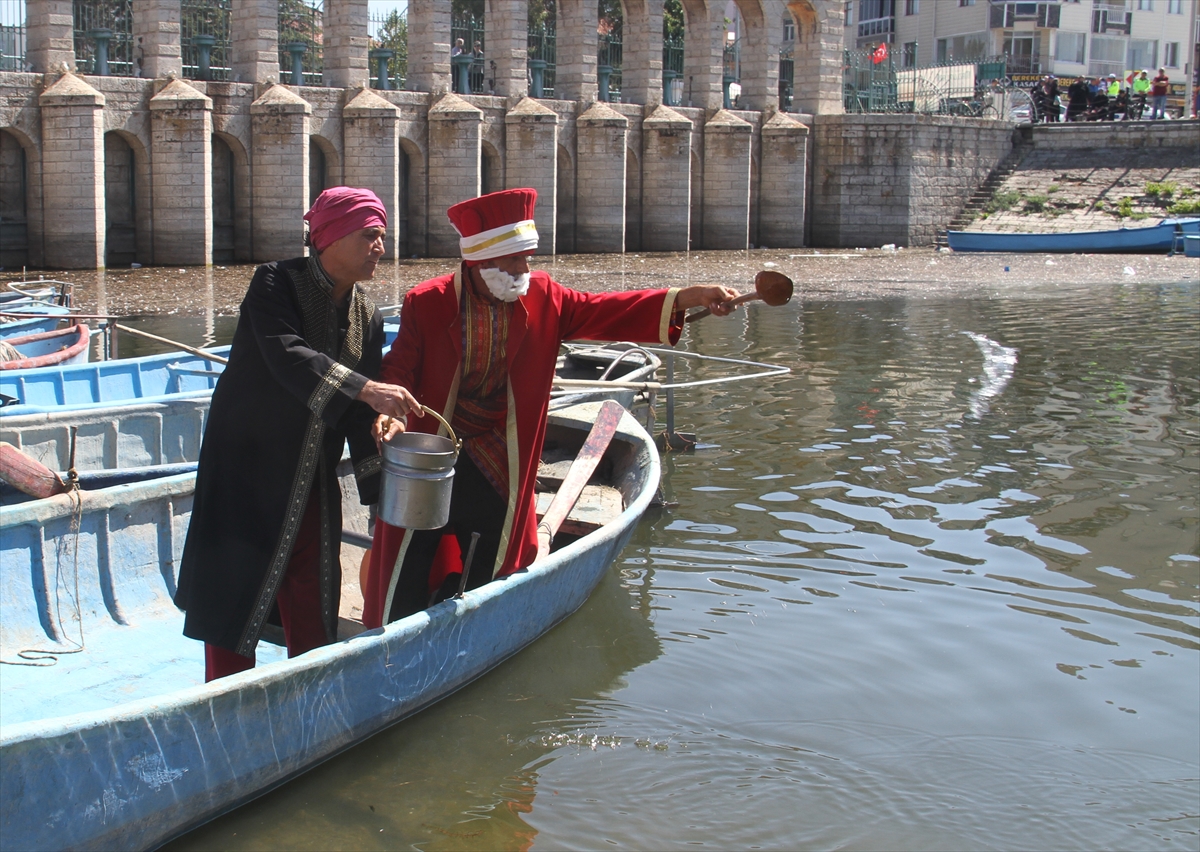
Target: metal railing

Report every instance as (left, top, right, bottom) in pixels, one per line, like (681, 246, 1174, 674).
(598, 17, 621, 102)
(73, 0, 134, 76)
(528, 21, 556, 98)
(368, 8, 407, 89)
(0, 0, 25, 71)
(180, 0, 230, 82)
(449, 12, 484, 94)
(845, 50, 1015, 116)
(279, 0, 323, 86)
(662, 36, 683, 106)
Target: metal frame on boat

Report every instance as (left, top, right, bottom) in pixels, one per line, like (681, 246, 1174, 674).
(0, 402, 659, 851)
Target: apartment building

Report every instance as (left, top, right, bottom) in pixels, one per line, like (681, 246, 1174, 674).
(845, 1, 1197, 95)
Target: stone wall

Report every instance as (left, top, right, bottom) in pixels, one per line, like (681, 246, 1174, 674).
(0, 72, 826, 268)
(811, 114, 1014, 248)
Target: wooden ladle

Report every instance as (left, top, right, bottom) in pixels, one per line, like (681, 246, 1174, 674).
(685, 270, 794, 323)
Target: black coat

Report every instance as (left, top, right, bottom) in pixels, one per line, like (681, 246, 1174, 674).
(175, 257, 383, 655)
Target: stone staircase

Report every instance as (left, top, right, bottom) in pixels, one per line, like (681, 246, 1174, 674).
(936, 130, 1033, 247)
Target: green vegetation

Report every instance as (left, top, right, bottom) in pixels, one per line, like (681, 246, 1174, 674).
(985, 191, 1021, 214)
(1022, 195, 1049, 213)
(1115, 197, 1134, 218)
(1047, 185, 1060, 193)
(1145, 181, 1177, 199)
(1167, 198, 1200, 216)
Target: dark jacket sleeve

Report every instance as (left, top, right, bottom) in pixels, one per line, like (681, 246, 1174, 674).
(240, 263, 369, 430)
(342, 306, 384, 505)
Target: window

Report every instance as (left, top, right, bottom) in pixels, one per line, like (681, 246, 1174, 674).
(1164, 42, 1178, 67)
(1167, 0, 1182, 12)
(1136, 0, 1152, 10)
(905, 0, 918, 14)
(937, 32, 989, 63)
(783, 17, 795, 41)
(1055, 31, 1087, 64)
(1127, 39, 1158, 71)
(1090, 36, 1125, 63)
(845, 1, 853, 26)
(902, 41, 917, 67)
(959, 0, 975, 6)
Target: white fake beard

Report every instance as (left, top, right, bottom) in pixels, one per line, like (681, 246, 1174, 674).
(478, 267, 530, 302)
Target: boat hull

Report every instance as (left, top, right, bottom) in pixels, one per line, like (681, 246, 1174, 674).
(0, 324, 90, 371)
(946, 221, 1181, 253)
(0, 403, 658, 851)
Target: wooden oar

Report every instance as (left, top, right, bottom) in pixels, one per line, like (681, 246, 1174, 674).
(113, 324, 230, 365)
(686, 270, 794, 323)
(536, 400, 625, 561)
(0, 442, 68, 499)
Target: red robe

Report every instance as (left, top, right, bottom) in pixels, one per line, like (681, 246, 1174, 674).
(361, 267, 683, 628)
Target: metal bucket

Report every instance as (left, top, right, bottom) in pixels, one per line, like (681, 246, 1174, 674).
(378, 406, 461, 530)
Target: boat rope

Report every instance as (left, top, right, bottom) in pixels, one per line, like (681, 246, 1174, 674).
(1, 430, 87, 667)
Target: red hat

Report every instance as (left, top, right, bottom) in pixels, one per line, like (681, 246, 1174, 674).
(447, 188, 538, 264)
(304, 186, 387, 252)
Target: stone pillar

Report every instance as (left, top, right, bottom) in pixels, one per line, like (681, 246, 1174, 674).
(736, 9, 781, 111)
(250, 85, 312, 261)
(25, 0, 75, 73)
(427, 93, 482, 256)
(788, 0, 844, 115)
(38, 74, 105, 268)
(231, 0, 279, 85)
(343, 88, 402, 260)
(487, 0, 529, 98)
(682, 3, 725, 110)
(759, 110, 807, 248)
(407, 0, 452, 94)
(575, 102, 627, 253)
(640, 104, 692, 252)
(621, 0, 663, 106)
(702, 109, 752, 250)
(149, 79, 213, 265)
(504, 97, 559, 254)
(555, 0, 598, 103)
(133, 0, 182, 79)
(324, 0, 370, 89)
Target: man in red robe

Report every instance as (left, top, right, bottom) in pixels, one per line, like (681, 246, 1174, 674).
(361, 188, 736, 628)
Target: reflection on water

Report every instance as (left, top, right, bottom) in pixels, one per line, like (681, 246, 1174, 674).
(115, 259, 1196, 850)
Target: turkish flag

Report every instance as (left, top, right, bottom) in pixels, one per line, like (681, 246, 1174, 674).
(871, 43, 889, 64)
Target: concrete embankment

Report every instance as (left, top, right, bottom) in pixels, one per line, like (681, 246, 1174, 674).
(958, 120, 1200, 234)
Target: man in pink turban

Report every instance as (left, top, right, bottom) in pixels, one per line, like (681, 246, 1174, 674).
(176, 186, 420, 681)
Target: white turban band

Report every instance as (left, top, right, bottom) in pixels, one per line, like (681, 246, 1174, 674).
(458, 219, 539, 261)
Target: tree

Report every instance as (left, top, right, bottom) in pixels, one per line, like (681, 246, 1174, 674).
(663, 0, 684, 44)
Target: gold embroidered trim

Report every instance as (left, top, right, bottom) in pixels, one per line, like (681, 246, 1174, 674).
(354, 455, 381, 481)
(308, 362, 352, 414)
(659, 287, 681, 344)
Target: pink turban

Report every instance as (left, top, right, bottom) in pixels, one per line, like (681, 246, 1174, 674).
(303, 187, 387, 252)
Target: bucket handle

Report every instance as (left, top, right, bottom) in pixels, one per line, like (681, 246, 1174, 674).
(420, 405, 462, 455)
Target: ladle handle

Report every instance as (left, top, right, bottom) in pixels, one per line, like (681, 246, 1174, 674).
(685, 292, 761, 323)
(420, 405, 462, 454)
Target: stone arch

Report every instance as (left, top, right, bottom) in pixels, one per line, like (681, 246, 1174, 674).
(689, 147, 701, 248)
(399, 137, 428, 256)
(624, 146, 641, 251)
(480, 140, 502, 196)
(556, 143, 575, 253)
(309, 135, 340, 206)
(0, 128, 31, 269)
(212, 131, 252, 263)
(103, 130, 149, 267)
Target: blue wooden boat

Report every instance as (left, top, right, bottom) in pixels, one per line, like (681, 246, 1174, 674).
(946, 218, 1199, 253)
(0, 324, 90, 371)
(0, 304, 73, 340)
(0, 402, 659, 851)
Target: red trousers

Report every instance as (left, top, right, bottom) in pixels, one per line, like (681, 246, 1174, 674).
(205, 492, 330, 682)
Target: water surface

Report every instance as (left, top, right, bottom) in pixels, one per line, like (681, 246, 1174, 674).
(36, 253, 1195, 850)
